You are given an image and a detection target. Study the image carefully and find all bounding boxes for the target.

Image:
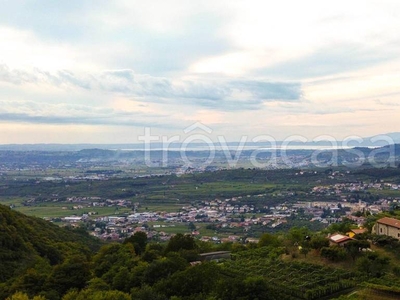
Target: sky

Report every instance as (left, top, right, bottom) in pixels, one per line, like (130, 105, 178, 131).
(0, 0, 400, 144)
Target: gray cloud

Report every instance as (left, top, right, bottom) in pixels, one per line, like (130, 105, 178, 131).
(0, 65, 39, 84)
(0, 100, 173, 128)
(0, 112, 169, 127)
(0, 65, 303, 111)
(232, 80, 301, 101)
(257, 42, 399, 80)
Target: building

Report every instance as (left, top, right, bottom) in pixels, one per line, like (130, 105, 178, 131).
(63, 216, 83, 222)
(347, 228, 367, 238)
(329, 233, 353, 247)
(374, 217, 400, 239)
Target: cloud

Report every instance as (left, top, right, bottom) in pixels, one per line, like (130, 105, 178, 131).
(1, 1, 400, 142)
(0, 1, 108, 41)
(257, 42, 400, 80)
(0, 64, 38, 85)
(0, 65, 303, 112)
(0, 112, 167, 127)
(0, 99, 175, 128)
(0, 2, 233, 75)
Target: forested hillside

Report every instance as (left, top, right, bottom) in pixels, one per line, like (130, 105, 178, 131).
(0, 204, 102, 299)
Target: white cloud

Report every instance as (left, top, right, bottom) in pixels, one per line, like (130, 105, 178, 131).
(0, 27, 78, 71)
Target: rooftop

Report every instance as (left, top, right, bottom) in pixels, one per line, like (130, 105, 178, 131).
(351, 228, 367, 234)
(377, 217, 400, 229)
(329, 233, 352, 244)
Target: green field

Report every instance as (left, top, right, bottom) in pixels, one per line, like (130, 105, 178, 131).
(1, 167, 400, 221)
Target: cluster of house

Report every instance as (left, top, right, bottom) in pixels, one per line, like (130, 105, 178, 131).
(58, 188, 400, 242)
(329, 217, 400, 247)
(54, 189, 400, 247)
(52, 175, 400, 242)
(312, 182, 399, 196)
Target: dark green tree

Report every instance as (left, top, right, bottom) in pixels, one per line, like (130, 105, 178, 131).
(345, 240, 370, 261)
(123, 231, 147, 255)
(45, 254, 91, 296)
(320, 246, 346, 262)
(356, 252, 390, 278)
(165, 234, 197, 254)
(309, 236, 329, 251)
(188, 222, 196, 231)
(258, 233, 281, 248)
(142, 253, 187, 286)
(300, 246, 310, 258)
(159, 262, 220, 298)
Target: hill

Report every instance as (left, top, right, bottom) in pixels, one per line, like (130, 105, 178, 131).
(0, 204, 102, 297)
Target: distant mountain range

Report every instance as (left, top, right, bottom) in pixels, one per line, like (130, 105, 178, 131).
(0, 132, 399, 151)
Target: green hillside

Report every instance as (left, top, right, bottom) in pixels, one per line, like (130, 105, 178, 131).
(0, 204, 102, 298)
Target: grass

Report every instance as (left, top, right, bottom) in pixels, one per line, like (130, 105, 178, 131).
(369, 189, 400, 197)
(282, 249, 357, 271)
(11, 204, 132, 218)
(136, 203, 183, 213)
(148, 223, 190, 234)
(344, 289, 400, 299)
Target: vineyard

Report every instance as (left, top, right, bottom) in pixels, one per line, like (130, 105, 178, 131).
(224, 250, 358, 299)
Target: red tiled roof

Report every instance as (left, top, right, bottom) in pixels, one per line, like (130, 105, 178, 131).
(377, 217, 400, 229)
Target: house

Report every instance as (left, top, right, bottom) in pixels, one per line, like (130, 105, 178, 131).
(329, 233, 353, 247)
(374, 217, 400, 240)
(63, 216, 83, 223)
(246, 238, 260, 244)
(347, 228, 367, 238)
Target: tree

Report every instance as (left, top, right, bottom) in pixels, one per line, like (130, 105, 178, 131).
(124, 231, 147, 255)
(86, 278, 110, 292)
(300, 246, 310, 258)
(160, 262, 220, 298)
(258, 233, 281, 248)
(130, 285, 166, 300)
(327, 218, 354, 234)
(62, 289, 131, 300)
(45, 254, 91, 296)
(6, 256, 50, 297)
(288, 227, 310, 244)
(320, 246, 346, 262)
(6, 292, 46, 300)
(345, 240, 370, 261)
(91, 242, 137, 289)
(309, 236, 329, 251)
(142, 253, 187, 285)
(356, 252, 390, 278)
(165, 234, 197, 254)
(111, 267, 130, 292)
(215, 276, 275, 300)
(142, 249, 160, 263)
(188, 222, 196, 231)
(231, 243, 247, 253)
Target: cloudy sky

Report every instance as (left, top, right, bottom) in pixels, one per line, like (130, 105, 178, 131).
(1, 0, 399, 144)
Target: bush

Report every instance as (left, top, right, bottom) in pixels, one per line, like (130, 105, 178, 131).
(320, 246, 346, 262)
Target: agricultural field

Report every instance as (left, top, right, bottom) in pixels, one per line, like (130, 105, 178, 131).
(0, 167, 399, 237)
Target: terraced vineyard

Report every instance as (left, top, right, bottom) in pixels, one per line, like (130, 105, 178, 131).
(224, 250, 358, 299)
